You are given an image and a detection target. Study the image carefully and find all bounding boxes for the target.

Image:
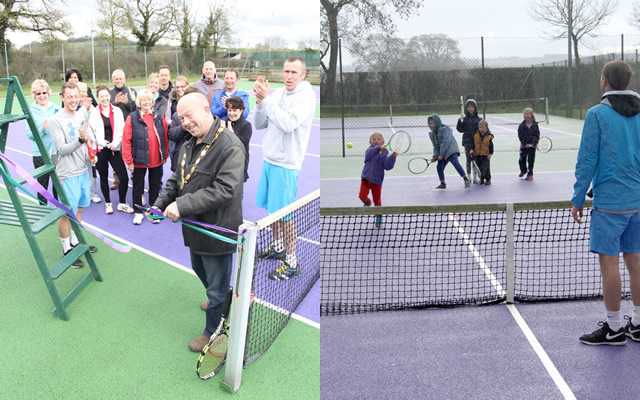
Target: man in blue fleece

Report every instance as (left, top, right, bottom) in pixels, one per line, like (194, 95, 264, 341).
(572, 60, 640, 345)
(252, 56, 316, 281)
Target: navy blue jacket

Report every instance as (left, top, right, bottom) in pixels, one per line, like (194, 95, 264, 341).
(129, 109, 167, 166)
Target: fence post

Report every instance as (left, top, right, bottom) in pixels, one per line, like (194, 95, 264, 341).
(339, 38, 345, 158)
(4, 42, 9, 78)
(621, 34, 624, 61)
(144, 46, 148, 78)
(175, 47, 179, 75)
(62, 44, 65, 78)
(107, 43, 111, 81)
(203, 47, 206, 64)
(481, 36, 486, 119)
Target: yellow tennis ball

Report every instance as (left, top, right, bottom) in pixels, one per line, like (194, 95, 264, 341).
(346, 142, 353, 149)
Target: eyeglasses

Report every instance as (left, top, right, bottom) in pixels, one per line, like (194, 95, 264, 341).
(35, 92, 48, 96)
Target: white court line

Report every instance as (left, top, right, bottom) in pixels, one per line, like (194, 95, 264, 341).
(507, 304, 577, 400)
(448, 213, 575, 400)
(255, 298, 320, 329)
(448, 214, 505, 296)
(321, 170, 576, 182)
(0, 183, 318, 329)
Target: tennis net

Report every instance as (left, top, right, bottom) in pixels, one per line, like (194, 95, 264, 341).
(321, 201, 632, 315)
(243, 190, 320, 364)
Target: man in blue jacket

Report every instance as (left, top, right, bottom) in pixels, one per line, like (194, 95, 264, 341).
(572, 60, 640, 345)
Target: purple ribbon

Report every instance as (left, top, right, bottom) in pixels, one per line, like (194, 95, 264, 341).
(0, 152, 131, 253)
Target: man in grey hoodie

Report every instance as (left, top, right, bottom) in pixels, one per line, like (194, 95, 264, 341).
(50, 82, 98, 268)
(253, 56, 316, 281)
(193, 61, 224, 106)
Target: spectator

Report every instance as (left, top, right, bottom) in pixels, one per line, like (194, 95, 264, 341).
(211, 68, 249, 120)
(193, 61, 224, 105)
(26, 79, 59, 205)
(88, 85, 134, 215)
(148, 72, 169, 118)
(158, 65, 173, 100)
(121, 88, 169, 225)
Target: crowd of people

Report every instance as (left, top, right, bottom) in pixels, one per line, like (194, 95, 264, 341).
(25, 57, 317, 351)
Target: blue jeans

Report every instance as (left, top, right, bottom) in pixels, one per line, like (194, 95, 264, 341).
(437, 153, 466, 182)
(190, 251, 233, 336)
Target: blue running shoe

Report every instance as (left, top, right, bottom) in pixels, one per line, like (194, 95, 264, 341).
(258, 244, 285, 260)
(268, 260, 300, 281)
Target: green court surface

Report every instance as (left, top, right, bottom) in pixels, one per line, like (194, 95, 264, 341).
(321, 114, 583, 179)
(0, 190, 319, 399)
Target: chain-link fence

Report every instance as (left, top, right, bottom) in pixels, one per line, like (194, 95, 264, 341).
(321, 35, 640, 157)
(3, 41, 320, 87)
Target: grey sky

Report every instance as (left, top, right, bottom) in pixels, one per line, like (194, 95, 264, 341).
(392, 0, 638, 39)
(9, 0, 319, 48)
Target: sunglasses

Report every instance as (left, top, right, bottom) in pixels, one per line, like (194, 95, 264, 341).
(35, 92, 48, 96)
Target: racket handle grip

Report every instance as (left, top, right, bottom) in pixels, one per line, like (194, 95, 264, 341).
(222, 286, 233, 317)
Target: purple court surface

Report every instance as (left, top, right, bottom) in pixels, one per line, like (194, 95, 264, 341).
(321, 170, 578, 207)
(321, 170, 640, 399)
(2, 100, 320, 325)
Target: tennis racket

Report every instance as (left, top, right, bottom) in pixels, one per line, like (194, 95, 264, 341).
(471, 157, 481, 184)
(408, 157, 433, 174)
(196, 287, 233, 380)
(537, 136, 552, 153)
(386, 128, 411, 154)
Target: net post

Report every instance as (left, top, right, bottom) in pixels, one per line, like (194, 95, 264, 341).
(222, 221, 258, 394)
(544, 97, 549, 124)
(506, 202, 515, 303)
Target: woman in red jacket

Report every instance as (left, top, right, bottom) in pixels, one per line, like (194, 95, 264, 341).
(121, 88, 169, 225)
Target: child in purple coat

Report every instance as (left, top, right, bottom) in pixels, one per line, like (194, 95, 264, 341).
(358, 132, 397, 226)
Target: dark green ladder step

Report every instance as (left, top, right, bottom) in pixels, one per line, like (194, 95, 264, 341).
(49, 244, 89, 279)
(0, 114, 28, 126)
(16, 164, 56, 185)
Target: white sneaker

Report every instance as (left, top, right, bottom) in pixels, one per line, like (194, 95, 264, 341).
(105, 202, 114, 214)
(91, 194, 102, 203)
(133, 213, 144, 225)
(145, 211, 160, 224)
(117, 203, 134, 214)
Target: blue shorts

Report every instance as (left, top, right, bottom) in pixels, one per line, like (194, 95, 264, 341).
(590, 209, 640, 255)
(61, 171, 91, 214)
(255, 161, 299, 216)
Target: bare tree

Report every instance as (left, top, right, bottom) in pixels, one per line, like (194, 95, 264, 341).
(297, 37, 320, 51)
(348, 34, 407, 71)
(0, 0, 70, 58)
(530, 0, 619, 66)
(196, 2, 232, 55)
(124, 0, 173, 50)
(94, 0, 128, 54)
(174, 0, 195, 49)
(402, 34, 463, 70)
(320, 0, 422, 103)
(256, 35, 289, 50)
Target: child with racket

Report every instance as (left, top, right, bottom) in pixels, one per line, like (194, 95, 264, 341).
(469, 119, 494, 185)
(518, 107, 540, 181)
(456, 99, 480, 176)
(429, 114, 470, 189)
(359, 131, 397, 226)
